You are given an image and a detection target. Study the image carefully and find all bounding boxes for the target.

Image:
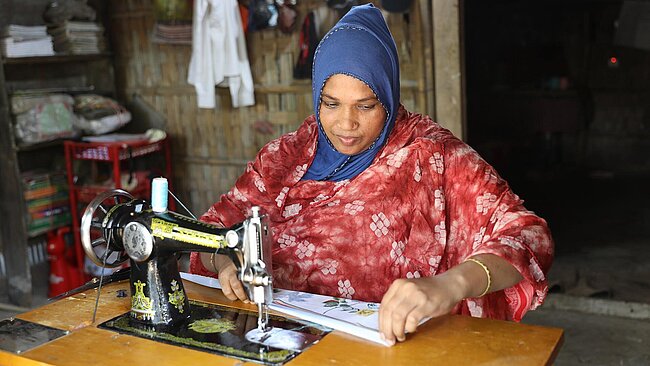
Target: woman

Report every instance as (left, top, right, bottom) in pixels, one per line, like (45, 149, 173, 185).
(190, 4, 553, 346)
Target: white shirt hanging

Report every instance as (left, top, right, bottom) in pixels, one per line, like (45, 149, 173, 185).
(188, 0, 255, 108)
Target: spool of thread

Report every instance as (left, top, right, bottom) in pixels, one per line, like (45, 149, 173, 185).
(151, 177, 168, 212)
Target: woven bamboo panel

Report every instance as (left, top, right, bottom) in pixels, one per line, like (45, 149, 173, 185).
(109, 0, 430, 215)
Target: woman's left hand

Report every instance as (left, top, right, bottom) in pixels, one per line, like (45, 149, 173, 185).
(378, 274, 463, 345)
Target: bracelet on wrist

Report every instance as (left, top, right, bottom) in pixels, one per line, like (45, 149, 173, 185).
(210, 252, 219, 273)
(465, 257, 491, 297)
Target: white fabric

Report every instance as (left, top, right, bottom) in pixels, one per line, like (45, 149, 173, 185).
(188, 0, 255, 108)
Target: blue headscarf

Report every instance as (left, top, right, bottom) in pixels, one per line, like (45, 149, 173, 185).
(302, 4, 400, 181)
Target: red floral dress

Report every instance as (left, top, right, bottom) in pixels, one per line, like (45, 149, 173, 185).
(190, 106, 553, 321)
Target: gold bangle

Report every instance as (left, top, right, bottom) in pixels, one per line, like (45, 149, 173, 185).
(210, 252, 219, 273)
(465, 258, 491, 297)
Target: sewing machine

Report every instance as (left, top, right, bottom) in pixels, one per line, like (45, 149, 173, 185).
(79, 188, 273, 330)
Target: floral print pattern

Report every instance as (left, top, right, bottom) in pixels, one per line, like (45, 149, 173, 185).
(190, 106, 554, 322)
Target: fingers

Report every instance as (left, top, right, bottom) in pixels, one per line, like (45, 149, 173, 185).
(219, 264, 249, 302)
(220, 275, 239, 301)
(229, 275, 249, 302)
(404, 312, 421, 334)
(390, 297, 418, 343)
(379, 280, 401, 345)
(380, 279, 433, 345)
(380, 279, 419, 345)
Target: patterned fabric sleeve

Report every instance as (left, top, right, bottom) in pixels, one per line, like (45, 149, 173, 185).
(189, 118, 317, 278)
(442, 136, 554, 321)
(189, 140, 280, 278)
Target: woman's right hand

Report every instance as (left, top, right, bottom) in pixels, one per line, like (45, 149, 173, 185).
(205, 253, 249, 302)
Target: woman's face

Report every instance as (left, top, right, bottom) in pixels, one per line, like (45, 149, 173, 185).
(319, 74, 387, 155)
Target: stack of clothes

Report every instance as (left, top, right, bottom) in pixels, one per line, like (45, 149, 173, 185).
(11, 93, 78, 147)
(0, 25, 55, 57)
(22, 171, 71, 237)
(47, 21, 107, 54)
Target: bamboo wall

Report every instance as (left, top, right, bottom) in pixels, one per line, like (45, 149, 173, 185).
(109, 0, 432, 215)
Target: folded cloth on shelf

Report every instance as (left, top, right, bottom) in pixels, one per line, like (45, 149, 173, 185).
(13, 94, 78, 145)
(73, 94, 132, 135)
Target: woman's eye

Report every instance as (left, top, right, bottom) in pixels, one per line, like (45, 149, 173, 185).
(359, 104, 376, 110)
(322, 101, 338, 108)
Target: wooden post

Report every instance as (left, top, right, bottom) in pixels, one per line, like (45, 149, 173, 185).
(432, 0, 466, 140)
(418, 0, 436, 119)
(0, 63, 33, 307)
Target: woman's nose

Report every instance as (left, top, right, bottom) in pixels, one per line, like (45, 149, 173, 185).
(338, 108, 358, 130)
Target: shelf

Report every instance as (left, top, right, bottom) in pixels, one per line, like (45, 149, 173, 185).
(72, 184, 150, 203)
(2, 53, 112, 65)
(15, 139, 66, 152)
(64, 138, 167, 161)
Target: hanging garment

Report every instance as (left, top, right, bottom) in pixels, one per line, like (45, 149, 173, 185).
(188, 0, 255, 108)
(293, 11, 318, 79)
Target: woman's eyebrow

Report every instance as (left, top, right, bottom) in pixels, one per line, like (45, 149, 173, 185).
(321, 93, 378, 102)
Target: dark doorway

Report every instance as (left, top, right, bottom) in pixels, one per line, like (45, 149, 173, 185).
(465, 0, 650, 303)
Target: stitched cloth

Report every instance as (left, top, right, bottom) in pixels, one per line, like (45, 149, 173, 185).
(190, 106, 554, 321)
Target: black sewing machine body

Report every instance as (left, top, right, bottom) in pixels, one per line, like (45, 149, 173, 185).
(80, 190, 273, 329)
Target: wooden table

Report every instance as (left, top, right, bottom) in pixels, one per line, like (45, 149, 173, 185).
(1, 280, 563, 365)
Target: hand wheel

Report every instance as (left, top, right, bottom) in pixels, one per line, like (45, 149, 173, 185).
(80, 189, 134, 268)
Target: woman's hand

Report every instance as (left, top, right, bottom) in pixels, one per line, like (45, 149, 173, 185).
(201, 253, 249, 302)
(217, 258, 250, 302)
(378, 254, 524, 345)
(378, 274, 464, 345)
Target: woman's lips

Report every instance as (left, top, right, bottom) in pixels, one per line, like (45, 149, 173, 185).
(337, 136, 359, 146)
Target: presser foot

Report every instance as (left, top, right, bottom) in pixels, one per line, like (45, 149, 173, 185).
(257, 303, 269, 331)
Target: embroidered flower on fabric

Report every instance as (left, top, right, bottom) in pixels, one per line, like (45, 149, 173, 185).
(278, 233, 297, 249)
(283, 203, 303, 218)
(267, 140, 280, 152)
(483, 167, 498, 184)
(327, 199, 340, 207)
(414, 162, 422, 182)
(534, 287, 547, 307)
(429, 152, 444, 174)
(476, 192, 498, 215)
(467, 299, 484, 317)
(344, 200, 365, 215)
(472, 226, 486, 250)
(529, 258, 545, 282)
(428, 256, 442, 274)
(292, 164, 308, 182)
(499, 236, 524, 250)
(521, 227, 549, 252)
(434, 188, 445, 211)
(231, 187, 248, 202)
(448, 217, 467, 246)
(254, 176, 266, 193)
(275, 187, 289, 207)
(311, 194, 330, 205)
(316, 259, 339, 275)
(390, 241, 406, 264)
(490, 203, 509, 224)
(387, 149, 409, 168)
(406, 271, 421, 279)
(333, 180, 350, 190)
(434, 221, 447, 245)
(370, 212, 390, 237)
(338, 279, 356, 299)
(295, 241, 316, 259)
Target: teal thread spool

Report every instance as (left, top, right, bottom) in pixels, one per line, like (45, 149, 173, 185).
(151, 177, 168, 212)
